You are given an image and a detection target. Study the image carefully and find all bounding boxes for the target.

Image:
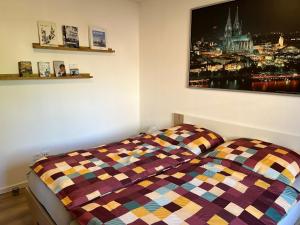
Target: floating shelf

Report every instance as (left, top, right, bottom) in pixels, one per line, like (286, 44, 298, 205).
(0, 73, 93, 80)
(32, 43, 115, 53)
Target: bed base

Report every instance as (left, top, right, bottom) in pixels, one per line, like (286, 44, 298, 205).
(25, 187, 56, 225)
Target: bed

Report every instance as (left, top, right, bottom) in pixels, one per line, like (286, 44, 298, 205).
(26, 113, 300, 225)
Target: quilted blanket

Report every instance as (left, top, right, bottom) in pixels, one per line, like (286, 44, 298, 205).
(32, 133, 198, 209)
(70, 158, 300, 225)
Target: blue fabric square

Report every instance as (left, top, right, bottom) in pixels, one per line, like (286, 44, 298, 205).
(202, 192, 217, 202)
(266, 207, 282, 222)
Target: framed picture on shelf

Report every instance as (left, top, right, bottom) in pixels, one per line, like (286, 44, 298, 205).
(38, 62, 51, 77)
(69, 64, 79, 75)
(18, 61, 33, 77)
(53, 61, 66, 77)
(62, 25, 79, 48)
(89, 26, 107, 50)
(37, 21, 58, 46)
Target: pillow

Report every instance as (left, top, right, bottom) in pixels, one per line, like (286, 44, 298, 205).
(206, 138, 300, 185)
(151, 124, 224, 155)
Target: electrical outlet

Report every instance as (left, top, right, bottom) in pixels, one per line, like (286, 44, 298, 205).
(33, 152, 50, 162)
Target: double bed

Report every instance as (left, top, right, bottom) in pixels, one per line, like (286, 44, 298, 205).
(26, 113, 300, 225)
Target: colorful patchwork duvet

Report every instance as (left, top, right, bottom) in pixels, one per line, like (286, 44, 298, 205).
(32, 125, 223, 209)
(31, 126, 300, 225)
(70, 157, 300, 225)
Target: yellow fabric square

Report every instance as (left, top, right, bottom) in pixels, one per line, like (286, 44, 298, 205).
(153, 207, 171, 219)
(98, 148, 108, 153)
(138, 180, 153, 187)
(82, 203, 100, 212)
(103, 201, 121, 211)
(68, 152, 79, 157)
(208, 133, 217, 139)
(98, 173, 111, 180)
(157, 153, 167, 159)
(115, 173, 128, 181)
(246, 205, 263, 219)
(141, 214, 160, 224)
(107, 153, 121, 161)
(45, 176, 54, 185)
(174, 196, 189, 207)
(184, 202, 202, 212)
(34, 165, 43, 173)
(132, 207, 149, 217)
(255, 179, 270, 189)
(207, 215, 229, 225)
(181, 151, 193, 156)
(79, 168, 90, 175)
(216, 152, 228, 159)
(282, 169, 294, 182)
(190, 158, 201, 164)
(133, 167, 145, 174)
(61, 196, 72, 206)
(275, 149, 288, 155)
(55, 162, 72, 171)
(196, 174, 208, 181)
(79, 160, 90, 165)
(154, 138, 171, 147)
(213, 173, 225, 182)
(172, 172, 185, 179)
(64, 168, 76, 175)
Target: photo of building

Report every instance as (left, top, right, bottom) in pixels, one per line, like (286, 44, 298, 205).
(189, 0, 300, 94)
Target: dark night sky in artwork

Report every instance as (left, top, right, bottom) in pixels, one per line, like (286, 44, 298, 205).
(191, 0, 300, 42)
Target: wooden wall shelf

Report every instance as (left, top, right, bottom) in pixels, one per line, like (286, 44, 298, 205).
(32, 43, 115, 53)
(0, 73, 93, 80)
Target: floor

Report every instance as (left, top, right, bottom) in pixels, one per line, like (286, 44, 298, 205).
(0, 190, 33, 225)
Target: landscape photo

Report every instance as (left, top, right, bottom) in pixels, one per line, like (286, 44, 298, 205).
(189, 0, 300, 94)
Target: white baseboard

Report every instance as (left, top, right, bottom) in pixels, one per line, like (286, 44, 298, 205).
(0, 181, 28, 195)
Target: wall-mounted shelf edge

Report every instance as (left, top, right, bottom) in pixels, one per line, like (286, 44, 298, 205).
(32, 43, 115, 53)
(0, 73, 93, 80)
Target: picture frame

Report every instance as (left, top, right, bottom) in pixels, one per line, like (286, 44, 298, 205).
(62, 25, 79, 48)
(38, 62, 51, 78)
(188, 0, 300, 94)
(37, 21, 58, 47)
(89, 26, 107, 50)
(53, 61, 66, 77)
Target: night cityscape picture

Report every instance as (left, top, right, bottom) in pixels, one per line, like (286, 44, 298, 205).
(189, 0, 300, 94)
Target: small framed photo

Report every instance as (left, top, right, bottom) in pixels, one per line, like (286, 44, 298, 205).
(38, 21, 58, 46)
(89, 26, 107, 50)
(69, 64, 80, 76)
(18, 61, 33, 77)
(53, 61, 66, 77)
(62, 25, 79, 48)
(38, 62, 51, 77)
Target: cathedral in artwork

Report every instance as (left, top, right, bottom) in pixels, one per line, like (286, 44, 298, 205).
(223, 7, 253, 53)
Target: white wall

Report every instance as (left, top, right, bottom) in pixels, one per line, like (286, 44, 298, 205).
(0, 0, 140, 191)
(139, 0, 300, 138)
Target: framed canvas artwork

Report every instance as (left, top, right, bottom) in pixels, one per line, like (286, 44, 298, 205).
(89, 26, 107, 50)
(38, 21, 58, 46)
(188, 0, 300, 94)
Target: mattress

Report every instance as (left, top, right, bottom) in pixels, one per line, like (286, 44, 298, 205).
(28, 170, 300, 225)
(27, 171, 78, 225)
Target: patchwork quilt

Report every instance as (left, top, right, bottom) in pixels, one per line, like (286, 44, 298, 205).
(70, 158, 300, 225)
(32, 125, 223, 209)
(32, 134, 195, 209)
